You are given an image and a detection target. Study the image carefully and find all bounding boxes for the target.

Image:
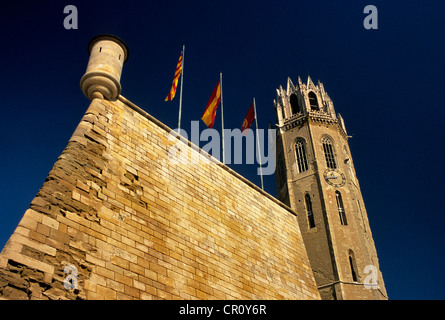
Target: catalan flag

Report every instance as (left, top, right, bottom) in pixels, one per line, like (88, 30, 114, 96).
(241, 102, 255, 134)
(165, 51, 183, 101)
(201, 80, 221, 128)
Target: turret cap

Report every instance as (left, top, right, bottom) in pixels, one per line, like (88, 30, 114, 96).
(87, 34, 129, 62)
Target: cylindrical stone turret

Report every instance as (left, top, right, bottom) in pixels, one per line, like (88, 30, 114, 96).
(80, 34, 129, 100)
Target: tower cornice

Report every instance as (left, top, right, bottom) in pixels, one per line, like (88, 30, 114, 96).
(281, 114, 347, 139)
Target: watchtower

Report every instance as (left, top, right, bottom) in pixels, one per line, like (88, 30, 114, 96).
(80, 34, 129, 100)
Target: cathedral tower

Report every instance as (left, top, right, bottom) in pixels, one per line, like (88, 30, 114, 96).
(274, 76, 387, 300)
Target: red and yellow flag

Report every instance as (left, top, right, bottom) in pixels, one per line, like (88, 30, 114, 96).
(165, 52, 183, 101)
(241, 102, 255, 134)
(201, 80, 221, 128)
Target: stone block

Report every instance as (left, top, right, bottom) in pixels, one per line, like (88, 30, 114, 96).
(3, 286, 28, 300)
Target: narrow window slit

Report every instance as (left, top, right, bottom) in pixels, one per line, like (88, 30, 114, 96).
(305, 194, 316, 228)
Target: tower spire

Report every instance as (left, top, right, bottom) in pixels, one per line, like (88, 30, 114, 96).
(307, 75, 315, 89)
(286, 77, 295, 94)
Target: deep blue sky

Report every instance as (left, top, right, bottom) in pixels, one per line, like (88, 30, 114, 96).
(1, 1, 444, 300)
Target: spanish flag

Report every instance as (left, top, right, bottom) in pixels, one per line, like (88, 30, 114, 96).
(201, 80, 221, 128)
(241, 102, 255, 134)
(165, 52, 183, 101)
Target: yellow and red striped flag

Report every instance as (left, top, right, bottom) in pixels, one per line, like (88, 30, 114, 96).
(165, 51, 183, 101)
(201, 80, 221, 128)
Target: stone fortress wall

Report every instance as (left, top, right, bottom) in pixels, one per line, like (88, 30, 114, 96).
(0, 93, 320, 299)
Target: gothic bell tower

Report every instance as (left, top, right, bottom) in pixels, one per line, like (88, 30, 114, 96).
(274, 76, 387, 300)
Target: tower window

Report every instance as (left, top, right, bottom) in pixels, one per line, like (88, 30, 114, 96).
(295, 139, 309, 173)
(308, 92, 319, 111)
(348, 250, 358, 282)
(290, 94, 301, 115)
(335, 191, 348, 225)
(305, 194, 316, 228)
(322, 137, 337, 169)
(277, 152, 286, 187)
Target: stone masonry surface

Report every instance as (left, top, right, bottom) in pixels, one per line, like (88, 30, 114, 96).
(0, 97, 320, 300)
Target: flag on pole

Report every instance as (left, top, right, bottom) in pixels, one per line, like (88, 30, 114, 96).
(201, 80, 221, 128)
(241, 102, 255, 134)
(253, 97, 264, 190)
(165, 51, 183, 101)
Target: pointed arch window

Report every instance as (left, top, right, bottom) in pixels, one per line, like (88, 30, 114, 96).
(308, 92, 319, 111)
(290, 94, 301, 115)
(295, 139, 309, 173)
(322, 137, 337, 169)
(348, 250, 358, 282)
(305, 194, 316, 228)
(335, 191, 348, 225)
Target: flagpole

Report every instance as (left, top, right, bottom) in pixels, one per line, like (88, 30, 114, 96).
(220, 72, 225, 164)
(177, 45, 185, 134)
(253, 97, 264, 190)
